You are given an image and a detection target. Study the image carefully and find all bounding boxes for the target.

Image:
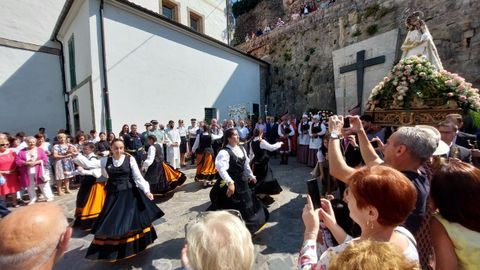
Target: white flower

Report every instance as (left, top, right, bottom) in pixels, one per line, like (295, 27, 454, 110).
(397, 95, 404, 100)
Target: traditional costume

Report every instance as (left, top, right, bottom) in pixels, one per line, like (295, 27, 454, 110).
(308, 116, 326, 167)
(71, 153, 107, 230)
(209, 145, 269, 234)
(277, 121, 295, 164)
(143, 143, 186, 195)
(249, 137, 283, 195)
(297, 115, 310, 164)
(192, 131, 223, 183)
(85, 155, 164, 261)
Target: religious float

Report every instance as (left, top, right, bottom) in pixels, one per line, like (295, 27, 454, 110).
(364, 12, 480, 126)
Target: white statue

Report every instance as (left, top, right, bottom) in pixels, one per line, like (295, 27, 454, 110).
(401, 11, 444, 70)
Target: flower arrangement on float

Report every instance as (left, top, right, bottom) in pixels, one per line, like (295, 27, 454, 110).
(366, 55, 480, 125)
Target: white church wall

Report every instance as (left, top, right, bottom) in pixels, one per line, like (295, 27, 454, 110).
(0, 46, 65, 135)
(0, 0, 64, 47)
(102, 2, 261, 132)
(61, 0, 93, 93)
(127, 0, 227, 43)
(69, 83, 95, 133)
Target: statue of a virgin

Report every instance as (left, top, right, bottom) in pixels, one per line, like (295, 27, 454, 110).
(401, 11, 444, 70)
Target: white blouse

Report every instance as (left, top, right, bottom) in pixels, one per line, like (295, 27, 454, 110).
(249, 137, 282, 160)
(82, 154, 150, 194)
(191, 131, 224, 153)
(215, 145, 255, 185)
(143, 143, 161, 169)
(73, 153, 102, 178)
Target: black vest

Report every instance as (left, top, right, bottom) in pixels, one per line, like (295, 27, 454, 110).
(251, 140, 268, 164)
(198, 134, 213, 153)
(105, 156, 133, 192)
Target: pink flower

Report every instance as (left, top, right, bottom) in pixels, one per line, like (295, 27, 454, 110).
(447, 92, 454, 97)
(403, 70, 410, 76)
(458, 84, 466, 91)
(374, 100, 380, 104)
(459, 95, 467, 102)
(395, 71, 402, 76)
(446, 80, 454, 86)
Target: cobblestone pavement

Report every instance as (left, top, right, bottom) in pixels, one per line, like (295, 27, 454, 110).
(50, 157, 312, 270)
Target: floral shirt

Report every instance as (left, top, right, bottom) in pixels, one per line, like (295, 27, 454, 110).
(298, 227, 419, 269)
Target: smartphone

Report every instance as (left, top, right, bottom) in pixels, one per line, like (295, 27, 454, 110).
(343, 117, 350, 128)
(307, 178, 322, 209)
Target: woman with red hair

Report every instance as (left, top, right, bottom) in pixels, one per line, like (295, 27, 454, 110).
(299, 166, 419, 269)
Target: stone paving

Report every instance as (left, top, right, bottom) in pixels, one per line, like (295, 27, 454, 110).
(51, 157, 312, 270)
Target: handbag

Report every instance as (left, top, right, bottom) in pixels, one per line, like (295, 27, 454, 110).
(39, 160, 50, 183)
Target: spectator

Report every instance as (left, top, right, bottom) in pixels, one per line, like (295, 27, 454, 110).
(276, 17, 285, 28)
(16, 136, 55, 204)
(34, 133, 54, 186)
(107, 132, 116, 145)
(88, 129, 98, 143)
(180, 210, 254, 270)
(256, 28, 263, 37)
(300, 166, 419, 269)
(0, 203, 72, 270)
(0, 133, 21, 208)
(430, 161, 480, 269)
(445, 113, 476, 148)
(53, 133, 77, 195)
(38, 127, 50, 142)
(329, 240, 420, 270)
(263, 25, 272, 33)
(95, 132, 110, 157)
(119, 124, 129, 138)
(437, 121, 472, 163)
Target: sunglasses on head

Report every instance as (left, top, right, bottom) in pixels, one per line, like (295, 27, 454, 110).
(184, 210, 243, 237)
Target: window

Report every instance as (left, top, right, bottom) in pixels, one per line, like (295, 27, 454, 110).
(72, 97, 80, 133)
(68, 35, 77, 89)
(204, 108, 217, 123)
(189, 10, 204, 33)
(161, 0, 179, 22)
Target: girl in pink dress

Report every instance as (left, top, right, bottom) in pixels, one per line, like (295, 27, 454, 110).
(0, 134, 21, 207)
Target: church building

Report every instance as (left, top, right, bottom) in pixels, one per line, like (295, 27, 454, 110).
(0, 0, 268, 135)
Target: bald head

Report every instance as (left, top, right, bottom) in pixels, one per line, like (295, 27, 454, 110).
(0, 203, 71, 270)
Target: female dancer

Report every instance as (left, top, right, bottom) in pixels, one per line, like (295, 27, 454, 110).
(70, 142, 107, 230)
(192, 124, 223, 186)
(249, 128, 283, 197)
(142, 135, 186, 195)
(209, 128, 269, 234)
(85, 139, 164, 261)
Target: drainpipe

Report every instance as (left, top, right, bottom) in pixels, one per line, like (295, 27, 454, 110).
(54, 36, 71, 134)
(100, 0, 112, 133)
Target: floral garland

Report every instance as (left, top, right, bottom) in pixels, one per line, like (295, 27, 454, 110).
(366, 55, 480, 113)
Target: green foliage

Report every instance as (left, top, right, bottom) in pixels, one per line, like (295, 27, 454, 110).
(366, 24, 378, 36)
(376, 6, 392, 19)
(364, 3, 380, 18)
(364, 3, 392, 20)
(232, 0, 262, 18)
(352, 29, 362, 37)
(283, 51, 292, 62)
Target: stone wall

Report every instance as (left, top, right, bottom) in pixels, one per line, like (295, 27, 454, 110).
(235, 0, 480, 117)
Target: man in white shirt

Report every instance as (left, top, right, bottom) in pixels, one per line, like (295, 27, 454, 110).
(187, 118, 199, 165)
(236, 120, 249, 142)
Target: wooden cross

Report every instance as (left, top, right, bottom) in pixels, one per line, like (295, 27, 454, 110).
(339, 50, 385, 114)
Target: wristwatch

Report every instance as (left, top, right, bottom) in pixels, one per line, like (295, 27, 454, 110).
(330, 131, 341, 140)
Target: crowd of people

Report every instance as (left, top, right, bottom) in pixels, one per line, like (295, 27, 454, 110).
(244, 0, 337, 43)
(1, 111, 480, 269)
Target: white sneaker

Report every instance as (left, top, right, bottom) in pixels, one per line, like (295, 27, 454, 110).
(46, 197, 54, 202)
(27, 199, 37, 205)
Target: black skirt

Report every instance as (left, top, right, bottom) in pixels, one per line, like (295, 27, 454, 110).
(86, 186, 164, 261)
(252, 161, 283, 195)
(208, 179, 269, 234)
(180, 136, 188, 153)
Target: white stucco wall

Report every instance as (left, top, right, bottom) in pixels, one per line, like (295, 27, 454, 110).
(69, 83, 95, 133)
(0, 0, 65, 47)
(60, 0, 93, 93)
(128, 0, 228, 43)
(0, 46, 65, 135)
(102, 3, 260, 133)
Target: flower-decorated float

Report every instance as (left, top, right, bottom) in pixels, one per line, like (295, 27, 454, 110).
(364, 12, 480, 126)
